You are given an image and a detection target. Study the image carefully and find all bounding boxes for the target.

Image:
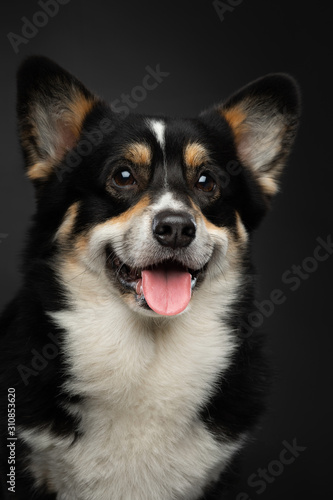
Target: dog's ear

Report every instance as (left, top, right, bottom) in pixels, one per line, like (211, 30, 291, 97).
(201, 74, 301, 203)
(17, 56, 98, 183)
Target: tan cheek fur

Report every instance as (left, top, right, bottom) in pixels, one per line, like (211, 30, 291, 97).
(195, 202, 248, 270)
(55, 202, 80, 243)
(55, 196, 151, 281)
(109, 195, 151, 226)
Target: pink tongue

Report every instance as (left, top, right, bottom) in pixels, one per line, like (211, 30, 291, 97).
(141, 266, 192, 316)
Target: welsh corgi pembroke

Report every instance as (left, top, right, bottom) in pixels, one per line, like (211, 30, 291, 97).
(0, 57, 300, 499)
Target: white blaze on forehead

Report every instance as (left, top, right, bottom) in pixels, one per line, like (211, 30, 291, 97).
(147, 118, 168, 186)
(147, 119, 166, 149)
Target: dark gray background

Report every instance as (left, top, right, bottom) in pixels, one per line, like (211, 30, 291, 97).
(1, 1, 332, 498)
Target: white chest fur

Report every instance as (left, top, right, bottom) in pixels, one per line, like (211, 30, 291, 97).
(21, 270, 242, 499)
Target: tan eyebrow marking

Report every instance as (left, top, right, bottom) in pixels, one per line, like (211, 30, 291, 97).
(184, 142, 210, 168)
(123, 142, 152, 166)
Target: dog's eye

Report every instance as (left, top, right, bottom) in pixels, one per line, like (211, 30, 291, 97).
(195, 172, 216, 192)
(112, 170, 137, 188)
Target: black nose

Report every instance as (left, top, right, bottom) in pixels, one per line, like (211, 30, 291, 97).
(153, 211, 196, 249)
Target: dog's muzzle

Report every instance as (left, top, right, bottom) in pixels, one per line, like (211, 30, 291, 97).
(106, 210, 208, 316)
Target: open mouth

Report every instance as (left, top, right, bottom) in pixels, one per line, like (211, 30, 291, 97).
(106, 248, 205, 316)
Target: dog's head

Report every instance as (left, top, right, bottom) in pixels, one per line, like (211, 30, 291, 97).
(17, 57, 300, 317)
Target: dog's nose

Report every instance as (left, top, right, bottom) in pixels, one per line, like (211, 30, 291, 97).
(153, 211, 196, 249)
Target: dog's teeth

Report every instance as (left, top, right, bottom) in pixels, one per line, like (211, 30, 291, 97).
(136, 280, 143, 296)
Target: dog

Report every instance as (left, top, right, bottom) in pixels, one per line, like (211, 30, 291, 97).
(0, 56, 300, 499)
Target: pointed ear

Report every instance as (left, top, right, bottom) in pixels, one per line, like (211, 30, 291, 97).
(203, 74, 301, 201)
(17, 56, 98, 183)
